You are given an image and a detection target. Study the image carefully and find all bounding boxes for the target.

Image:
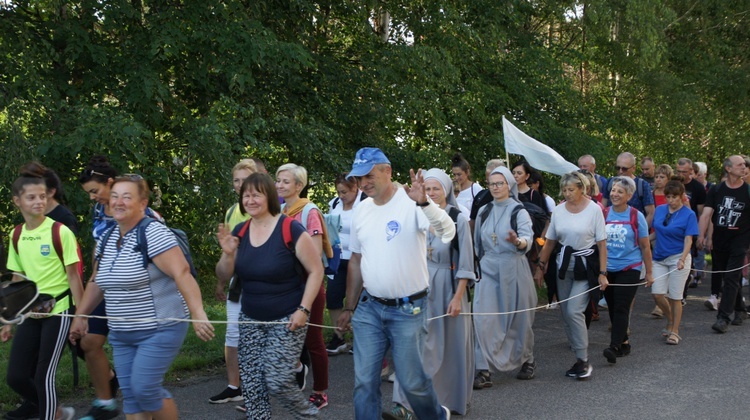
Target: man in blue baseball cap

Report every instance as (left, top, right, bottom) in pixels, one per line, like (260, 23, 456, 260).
(338, 147, 456, 420)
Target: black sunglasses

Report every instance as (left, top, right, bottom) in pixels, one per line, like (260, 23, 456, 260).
(663, 212, 672, 227)
(615, 165, 633, 172)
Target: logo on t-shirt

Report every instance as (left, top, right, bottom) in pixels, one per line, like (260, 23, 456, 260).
(606, 224, 628, 249)
(40, 244, 51, 256)
(718, 196, 745, 228)
(386, 220, 401, 241)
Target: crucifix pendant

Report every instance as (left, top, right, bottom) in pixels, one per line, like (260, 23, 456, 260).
(491, 233, 497, 246)
(427, 247, 433, 260)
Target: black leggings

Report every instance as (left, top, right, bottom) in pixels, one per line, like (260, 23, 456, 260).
(6, 310, 71, 420)
(603, 271, 640, 348)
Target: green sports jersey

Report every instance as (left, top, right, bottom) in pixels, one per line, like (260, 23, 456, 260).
(6, 217, 80, 314)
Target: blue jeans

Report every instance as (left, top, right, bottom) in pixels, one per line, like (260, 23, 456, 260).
(109, 322, 188, 414)
(351, 289, 445, 420)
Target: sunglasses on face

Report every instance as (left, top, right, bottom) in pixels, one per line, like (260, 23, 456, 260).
(615, 165, 633, 172)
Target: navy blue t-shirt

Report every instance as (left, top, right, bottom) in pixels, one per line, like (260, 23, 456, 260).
(232, 215, 306, 321)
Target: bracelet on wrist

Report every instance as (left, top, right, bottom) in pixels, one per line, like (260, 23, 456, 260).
(343, 308, 355, 313)
(297, 305, 311, 316)
(416, 201, 429, 207)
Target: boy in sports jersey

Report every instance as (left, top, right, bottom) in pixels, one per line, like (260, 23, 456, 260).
(2, 174, 84, 420)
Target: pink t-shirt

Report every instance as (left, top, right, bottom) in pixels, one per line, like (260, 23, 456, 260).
(290, 208, 323, 237)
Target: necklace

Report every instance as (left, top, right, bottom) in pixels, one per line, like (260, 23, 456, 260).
(427, 228, 436, 260)
(488, 204, 509, 246)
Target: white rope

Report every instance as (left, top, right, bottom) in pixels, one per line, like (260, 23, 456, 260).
(6, 263, 749, 328)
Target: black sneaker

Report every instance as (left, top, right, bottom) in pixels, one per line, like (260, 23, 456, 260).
(296, 363, 309, 390)
(208, 386, 243, 404)
(80, 400, 119, 420)
(688, 275, 698, 288)
(731, 311, 748, 326)
(516, 361, 536, 380)
(712, 318, 729, 333)
(565, 359, 592, 380)
(472, 370, 492, 389)
(620, 343, 631, 356)
(326, 335, 348, 355)
(603, 346, 622, 364)
(4, 400, 39, 420)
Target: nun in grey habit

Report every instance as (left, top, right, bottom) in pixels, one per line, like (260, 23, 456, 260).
(473, 166, 537, 379)
(391, 168, 476, 416)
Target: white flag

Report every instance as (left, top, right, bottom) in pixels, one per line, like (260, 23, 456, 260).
(503, 116, 579, 176)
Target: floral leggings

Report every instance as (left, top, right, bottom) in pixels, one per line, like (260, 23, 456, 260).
(238, 313, 318, 419)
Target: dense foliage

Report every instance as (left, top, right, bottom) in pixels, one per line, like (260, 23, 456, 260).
(2, 0, 748, 283)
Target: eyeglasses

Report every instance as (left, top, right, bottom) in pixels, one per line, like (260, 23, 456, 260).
(488, 181, 507, 189)
(84, 169, 106, 178)
(116, 173, 144, 182)
(615, 165, 633, 172)
(663, 212, 672, 227)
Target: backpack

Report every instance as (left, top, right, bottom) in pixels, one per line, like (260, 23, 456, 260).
(478, 200, 549, 258)
(446, 206, 481, 282)
(603, 206, 643, 271)
(285, 202, 341, 276)
(98, 217, 198, 279)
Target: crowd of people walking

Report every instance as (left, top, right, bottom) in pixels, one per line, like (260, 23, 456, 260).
(2, 149, 749, 420)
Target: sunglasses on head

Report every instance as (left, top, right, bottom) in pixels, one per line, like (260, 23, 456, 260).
(116, 173, 144, 182)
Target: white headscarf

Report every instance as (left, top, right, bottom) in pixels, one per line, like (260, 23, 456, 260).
(423, 168, 458, 208)
(490, 166, 519, 201)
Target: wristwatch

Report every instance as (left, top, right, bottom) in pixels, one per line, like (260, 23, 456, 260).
(599, 271, 608, 276)
(416, 201, 429, 207)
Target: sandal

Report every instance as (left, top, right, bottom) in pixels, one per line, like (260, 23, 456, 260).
(661, 325, 673, 337)
(666, 332, 681, 345)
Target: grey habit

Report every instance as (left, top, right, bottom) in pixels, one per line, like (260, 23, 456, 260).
(473, 166, 537, 372)
(392, 168, 476, 415)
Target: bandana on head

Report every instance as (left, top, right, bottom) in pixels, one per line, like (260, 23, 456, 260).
(423, 168, 458, 208)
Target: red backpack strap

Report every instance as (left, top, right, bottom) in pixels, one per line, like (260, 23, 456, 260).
(282, 216, 294, 251)
(629, 207, 639, 243)
(51, 221, 66, 268)
(11, 224, 23, 255)
(237, 219, 251, 239)
(603, 206, 610, 220)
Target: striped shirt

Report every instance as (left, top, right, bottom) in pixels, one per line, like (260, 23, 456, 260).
(95, 219, 188, 331)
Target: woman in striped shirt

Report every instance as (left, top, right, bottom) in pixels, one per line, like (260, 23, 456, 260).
(69, 175, 214, 419)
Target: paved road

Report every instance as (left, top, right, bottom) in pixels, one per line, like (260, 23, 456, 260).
(67, 284, 750, 419)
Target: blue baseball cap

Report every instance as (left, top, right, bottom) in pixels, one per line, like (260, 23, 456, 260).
(347, 147, 391, 179)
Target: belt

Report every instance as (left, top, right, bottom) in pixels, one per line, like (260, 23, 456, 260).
(370, 289, 429, 307)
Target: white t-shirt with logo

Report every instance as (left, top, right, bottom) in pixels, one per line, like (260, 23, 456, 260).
(349, 187, 429, 299)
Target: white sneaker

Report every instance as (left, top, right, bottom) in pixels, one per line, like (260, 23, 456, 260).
(547, 301, 559, 310)
(704, 294, 720, 311)
(59, 406, 75, 420)
(598, 297, 608, 310)
(743, 277, 749, 287)
(442, 405, 452, 419)
(388, 372, 395, 383)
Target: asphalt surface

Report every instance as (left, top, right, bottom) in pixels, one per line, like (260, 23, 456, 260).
(63, 282, 750, 419)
